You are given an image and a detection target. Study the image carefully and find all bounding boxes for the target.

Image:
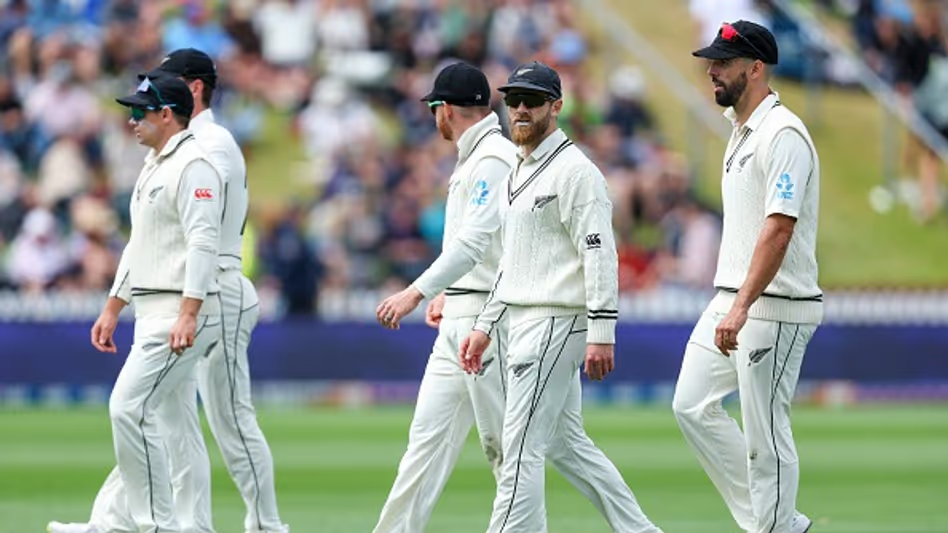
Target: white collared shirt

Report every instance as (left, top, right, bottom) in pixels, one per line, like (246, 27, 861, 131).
(712, 93, 823, 324)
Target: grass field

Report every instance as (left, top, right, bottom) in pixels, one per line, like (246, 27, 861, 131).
(1, 405, 946, 532)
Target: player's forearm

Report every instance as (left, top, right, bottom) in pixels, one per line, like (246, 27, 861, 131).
(103, 296, 127, 317)
(412, 234, 485, 298)
(179, 296, 203, 318)
(734, 215, 794, 311)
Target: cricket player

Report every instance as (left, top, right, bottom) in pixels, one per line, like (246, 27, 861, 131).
(673, 20, 820, 533)
(49, 75, 223, 533)
(147, 48, 289, 533)
(460, 61, 662, 533)
(372, 61, 516, 533)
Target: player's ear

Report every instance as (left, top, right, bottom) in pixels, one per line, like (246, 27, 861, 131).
(551, 98, 564, 116)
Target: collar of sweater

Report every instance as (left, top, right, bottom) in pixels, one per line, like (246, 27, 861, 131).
(145, 129, 195, 165)
(455, 112, 501, 163)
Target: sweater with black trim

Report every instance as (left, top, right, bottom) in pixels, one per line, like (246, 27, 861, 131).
(474, 129, 619, 344)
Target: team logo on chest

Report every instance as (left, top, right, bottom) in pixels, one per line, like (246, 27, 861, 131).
(738, 152, 754, 171)
(148, 185, 164, 201)
(532, 195, 557, 211)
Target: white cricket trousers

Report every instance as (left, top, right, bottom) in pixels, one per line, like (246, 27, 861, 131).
(199, 271, 286, 533)
(673, 310, 816, 533)
(373, 314, 507, 533)
(90, 304, 220, 533)
(487, 312, 662, 533)
(160, 270, 285, 533)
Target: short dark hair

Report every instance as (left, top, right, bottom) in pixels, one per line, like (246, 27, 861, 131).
(183, 76, 213, 108)
(172, 112, 190, 129)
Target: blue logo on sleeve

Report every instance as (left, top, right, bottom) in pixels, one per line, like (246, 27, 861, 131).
(471, 180, 489, 206)
(776, 173, 794, 200)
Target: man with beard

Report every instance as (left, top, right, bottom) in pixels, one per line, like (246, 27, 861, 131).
(673, 20, 820, 533)
(459, 61, 663, 533)
(372, 61, 516, 533)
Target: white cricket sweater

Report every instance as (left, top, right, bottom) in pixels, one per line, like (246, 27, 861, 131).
(474, 129, 619, 344)
(110, 130, 224, 314)
(190, 109, 248, 271)
(710, 92, 823, 325)
(412, 113, 517, 318)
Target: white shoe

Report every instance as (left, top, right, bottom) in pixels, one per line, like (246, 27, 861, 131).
(47, 522, 100, 533)
(791, 512, 813, 533)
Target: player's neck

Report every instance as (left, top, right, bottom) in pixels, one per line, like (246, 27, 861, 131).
(733, 85, 771, 128)
(151, 127, 184, 154)
(191, 104, 208, 118)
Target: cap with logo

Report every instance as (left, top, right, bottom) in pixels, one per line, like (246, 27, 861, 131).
(116, 73, 194, 118)
(421, 62, 491, 107)
(692, 20, 778, 65)
(498, 61, 562, 100)
(149, 48, 218, 88)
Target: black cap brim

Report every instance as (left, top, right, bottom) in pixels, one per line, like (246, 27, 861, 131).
(498, 81, 559, 98)
(116, 94, 154, 108)
(420, 90, 439, 102)
(692, 44, 743, 60)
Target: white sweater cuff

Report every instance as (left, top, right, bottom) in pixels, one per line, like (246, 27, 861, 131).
(587, 318, 616, 344)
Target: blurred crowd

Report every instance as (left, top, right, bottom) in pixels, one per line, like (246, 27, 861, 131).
(0, 0, 722, 316)
(849, 0, 948, 221)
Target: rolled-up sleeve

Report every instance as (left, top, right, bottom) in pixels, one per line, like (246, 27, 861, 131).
(177, 158, 223, 300)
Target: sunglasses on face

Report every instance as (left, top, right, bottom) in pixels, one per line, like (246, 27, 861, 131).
(129, 106, 149, 121)
(130, 77, 177, 121)
(427, 100, 444, 116)
(503, 92, 550, 109)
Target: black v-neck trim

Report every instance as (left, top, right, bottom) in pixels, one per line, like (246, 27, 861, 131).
(464, 128, 501, 163)
(507, 139, 572, 204)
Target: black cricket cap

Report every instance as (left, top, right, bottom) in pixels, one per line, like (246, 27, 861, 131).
(421, 62, 491, 106)
(116, 73, 194, 118)
(692, 20, 778, 65)
(498, 60, 562, 100)
(151, 48, 218, 88)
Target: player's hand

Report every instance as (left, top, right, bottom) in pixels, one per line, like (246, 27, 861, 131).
(715, 307, 748, 356)
(425, 293, 445, 329)
(376, 286, 425, 330)
(584, 343, 615, 381)
(169, 313, 197, 356)
(91, 310, 119, 353)
(459, 330, 491, 374)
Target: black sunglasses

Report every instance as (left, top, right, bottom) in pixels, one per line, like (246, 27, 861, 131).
(504, 92, 552, 109)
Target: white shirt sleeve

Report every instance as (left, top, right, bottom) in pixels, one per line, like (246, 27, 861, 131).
(109, 245, 132, 303)
(559, 164, 619, 344)
(473, 269, 507, 336)
(177, 158, 223, 300)
(412, 156, 510, 298)
(765, 128, 813, 219)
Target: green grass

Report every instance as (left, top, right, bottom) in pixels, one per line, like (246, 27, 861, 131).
(588, 0, 948, 288)
(1, 405, 946, 532)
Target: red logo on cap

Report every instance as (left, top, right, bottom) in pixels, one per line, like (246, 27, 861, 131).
(721, 23, 738, 41)
(194, 188, 214, 200)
